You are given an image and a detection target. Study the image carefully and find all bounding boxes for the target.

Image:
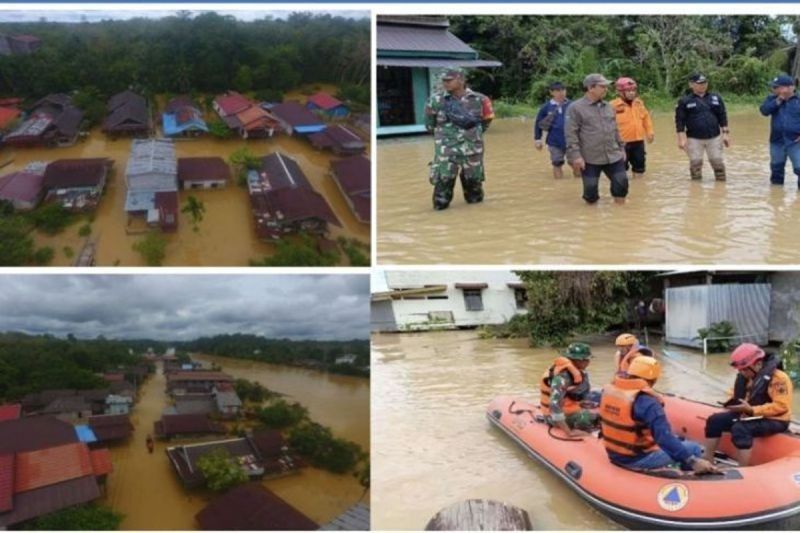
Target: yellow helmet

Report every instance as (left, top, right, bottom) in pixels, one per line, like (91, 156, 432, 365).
(627, 357, 661, 381)
(615, 333, 638, 347)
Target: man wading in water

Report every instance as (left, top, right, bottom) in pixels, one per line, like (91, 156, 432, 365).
(425, 68, 494, 210)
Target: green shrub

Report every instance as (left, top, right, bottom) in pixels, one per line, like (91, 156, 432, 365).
(695, 321, 737, 353)
(63, 246, 74, 259)
(196, 449, 248, 491)
(257, 399, 308, 429)
(33, 246, 54, 266)
(24, 504, 123, 530)
(132, 233, 167, 266)
(288, 422, 364, 474)
(29, 204, 74, 235)
(78, 223, 92, 237)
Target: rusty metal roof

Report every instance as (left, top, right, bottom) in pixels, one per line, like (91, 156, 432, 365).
(378, 23, 478, 54)
(0, 416, 78, 455)
(196, 483, 318, 530)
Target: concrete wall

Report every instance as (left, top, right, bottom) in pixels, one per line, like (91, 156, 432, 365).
(769, 272, 800, 342)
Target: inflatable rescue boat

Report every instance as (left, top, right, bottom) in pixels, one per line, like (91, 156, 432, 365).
(487, 394, 800, 529)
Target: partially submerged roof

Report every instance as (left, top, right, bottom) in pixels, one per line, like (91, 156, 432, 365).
(164, 95, 199, 114)
(103, 90, 147, 131)
(14, 443, 93, 493)
(307, 91, 344, 110)
(0, 475, 101, 528)
(308, 125, 365, 152)
(214, 91, 251, 117)
(331, 155, 370, 196)
(177, 157, 230, 183)
(155, 414, 225, 437)
(167, 371, 234, 383)
(258, 152, 312, 191)
(43, 158, 111, 190)
(0, 416, 78, 454)
(271, 102, 324, 128)
(0, 171, 44, 204)
(268, 187, 341, 227)
(88, 414, 133, 441)
(126, 138, 177, 178)
(166, 437, 261, 486)
(195, 483, 318, 530)
(320, 503, 370, 530)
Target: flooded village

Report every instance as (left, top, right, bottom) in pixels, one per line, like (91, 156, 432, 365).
(0, 274, 371, 530)
(0, 12, 370, 266)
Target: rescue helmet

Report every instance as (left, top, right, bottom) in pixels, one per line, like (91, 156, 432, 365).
(615, 333, 638, 347)
(637, 345, 656, 358)
(730, 343, 766, 370)
(615, 77, 637, 92)
(562, 342, 592, 360)
(627, 356, 661, 381)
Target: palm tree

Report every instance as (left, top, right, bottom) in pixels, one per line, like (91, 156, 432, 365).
(181, 195, 206, 232)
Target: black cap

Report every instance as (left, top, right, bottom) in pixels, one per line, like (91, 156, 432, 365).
(549, 81, 565, 90)
(689, 73, 708, 84)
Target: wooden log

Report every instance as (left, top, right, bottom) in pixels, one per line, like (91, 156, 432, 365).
(425, 499, 533, 531)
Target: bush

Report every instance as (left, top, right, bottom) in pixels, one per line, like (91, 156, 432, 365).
(33, 246, 54, 266)
(208, 119, 233, 139)
(132, 233, 167, 266)
(24, 504, 123, 530)
(196, 449, 248, 491)
(29, 204, 74, 235)
(63, 246, 74, 259)
(337, 237, 369, 266)
(0, 216, 34, 266)
(252, 234, 339, 266)
(695, 321, 737, 353)
(780, 339, 800, 384)
(479, 313, 530, 340)
(257, 399, 308, 429)
(288, 422, 364, 474)
(78, 223, 92, 237)
(234, 378, 278, 403)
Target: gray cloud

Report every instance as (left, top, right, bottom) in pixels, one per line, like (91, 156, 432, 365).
(0, 10, 369, 23)
(0, 274, 369, 341)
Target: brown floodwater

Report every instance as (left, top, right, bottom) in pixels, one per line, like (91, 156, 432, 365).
(377, 112, 800, 265)
(370, 330, 800, 530)
(4, 94, 369, 266)
(101, 357, 369, 530)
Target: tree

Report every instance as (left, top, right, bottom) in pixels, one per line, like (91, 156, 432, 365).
(0, 217, 35, 266)
(207, 119, 232, 139)
(196, 449, 248, 491)
(251, 234, 339, 267)
(257, 399, 308, 429)
(228, 147, 261, 186)
(23, 504, 123, 530)
(288, 422, 364, 474)
(28, 204, 74, 235)
(181, 195, 206, 232)
(132, 233, 167, 266)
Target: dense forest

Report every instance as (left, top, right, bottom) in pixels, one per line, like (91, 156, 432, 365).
(0, 11, 370, 106)
(449, 16, 800, 108)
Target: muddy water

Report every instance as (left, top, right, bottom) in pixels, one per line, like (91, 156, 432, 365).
(370, 330, 800, 530)
(377, 112, 800, 265)
(4, 101, 369, 266)
(102, 357, 369, 529)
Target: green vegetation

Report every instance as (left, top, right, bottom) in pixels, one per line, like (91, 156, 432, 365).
(208, 119, 233, 139)
(338, 237, 369, 266)
(257, 399, 309, 429)
(695, 321, 737, 352)
(28, 204, 74, 235)
(234, 378, 280, 403)
(251, 234, 339, 266)
(0, 13, 368, 102)
(181, 195, 206, 232)
(780, 339, 800, 384)
(450, 16, 798, 115)
(228, 147, 261, 187)
(63, 246, 74, 259)
(78, 223, 92, 237)
(132, 233, 167, 266)
(196, 449, 249, 492)
(24, 504, 123, 530)
(33, 246, 54, 266)
(0, 217, 35, 266)
(288, 422, 365, 474)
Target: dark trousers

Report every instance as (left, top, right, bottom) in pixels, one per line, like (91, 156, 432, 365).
(582, 159, 629, 203)
(624, 141, 646, 173)
(705, 411, 789, 450)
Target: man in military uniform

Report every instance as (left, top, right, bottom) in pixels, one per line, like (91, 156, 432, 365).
(675, 73, 730, 181)
(425, 68, 494, 210)
(540, 342, 599, 437)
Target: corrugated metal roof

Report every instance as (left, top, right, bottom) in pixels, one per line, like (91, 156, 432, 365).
(271, 102, 324, 128)
(126, 139, 177, 178)
(378, 24, 478, 54)
(0, 475, 101, 527)
(0, 454, 13, 512)
(0, 416, 78, 454)
(167, 371, 233, 382)
(74, 425, 98, 443)
(307, 92, 344, 110)
(89, 449, 113, 476)
(43, 158, 110, 190)
(195, 483, 318, 530)
(377, 58, 502, 67)
(320, 503, 370, 530)
(0, 404, 21, 422)
(14, 443, 93, 493)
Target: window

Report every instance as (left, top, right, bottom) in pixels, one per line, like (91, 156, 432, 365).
(427, 295, 449, 300)
(463, 289, 484, 311)
(514, 288, 528, 309)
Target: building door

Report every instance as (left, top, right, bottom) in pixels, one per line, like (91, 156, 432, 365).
(378, 67, 416, 126)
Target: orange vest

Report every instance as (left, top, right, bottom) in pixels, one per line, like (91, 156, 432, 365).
(540, 357, 584, 416)
(610, 97, 654, 143)
(615, 347, 647, 375)
(599, 376, 663, 456)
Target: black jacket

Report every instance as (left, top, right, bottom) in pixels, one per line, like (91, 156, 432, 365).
(675, 92, 728, 139)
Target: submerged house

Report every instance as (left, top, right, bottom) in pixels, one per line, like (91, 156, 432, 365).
(4, 94, 83, 147)
(195, 483, 318, 530)
(0, 105, 21, 133)
(213, 91, 279, 139)
(177, 157, 229, 190)
(330, 155, 370, 225)
(102, 90, 149, 138)
(270, 102, 326, 135)
(42, 158, 112, 212)
(248, 152, 341, 240)
(162, 96, 208, 138)
(212, 384, 242, 419)
(308, 125, 366, 155)
(306, 91, 349, 118)
(124, 138, 178, 231)
(166, 437, 265, 488)
(376, 16, 501, 136)
(166, 371, 234, 395)
(153, 414, 225, 439)
(88, 414, 134, 443)
(0, 169, 45, 210)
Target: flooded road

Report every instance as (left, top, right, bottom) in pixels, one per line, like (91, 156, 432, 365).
(102, 356, 369, 529)
(377, 112, 798, 265)
(370, 330, 800, 530)
(4, 101, 369, 266)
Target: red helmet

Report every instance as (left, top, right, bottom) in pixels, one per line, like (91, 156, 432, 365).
(730, 343, 765, 370)
(615, 77, 637, 91)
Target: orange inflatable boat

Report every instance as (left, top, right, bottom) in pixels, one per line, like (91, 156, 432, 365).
(487, 394, 800, 529)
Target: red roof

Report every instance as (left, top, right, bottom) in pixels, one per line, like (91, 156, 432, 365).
(0, 475, 101, 528)
(196, 483, 318, 530)
(155, 191, 178, 231)
(271, 102, 324, 127)
(177, 157, 230, 183)
(308, 91, 344, 110)
(0, 98, 23, 107)
(214, 91, 252, 117)
(0, 404, 21, 422)
(0, 454, 13, 512)
(0, 171, 44, 204)
(0, 106, 20, 129)
(89, 449, 113, 476)
(14, 443, 93, 493)
(331, 155, 370, 196)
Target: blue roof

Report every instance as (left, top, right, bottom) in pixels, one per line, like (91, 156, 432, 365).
(163, 112, 208, 137)
(75, 425, 98, 443)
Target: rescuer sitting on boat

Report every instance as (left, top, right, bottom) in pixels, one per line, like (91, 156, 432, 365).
(702, 343, 793, 467)
(613, 333, 655, 376)
(600, 356, 719, 474)
(540, 342, 599, 437)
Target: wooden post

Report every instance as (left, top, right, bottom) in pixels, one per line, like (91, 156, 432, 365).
(425, 499, 533, 531)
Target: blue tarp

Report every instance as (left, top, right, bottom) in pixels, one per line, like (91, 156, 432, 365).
(163, 112, 208, 137)
(75, 425, 98, 443)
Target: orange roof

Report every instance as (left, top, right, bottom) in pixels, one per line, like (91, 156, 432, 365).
(0, 107, 20, 130)
(14, 443, 92, 493)
(89, 449, 113, 476)
(236, 106, 274, 130)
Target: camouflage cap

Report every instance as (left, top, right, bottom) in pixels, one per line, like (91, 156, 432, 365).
(562, 342, 592, 360)
(441, 67, 466, 80)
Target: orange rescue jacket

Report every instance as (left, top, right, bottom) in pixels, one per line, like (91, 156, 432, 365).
(614, 346, 653, 376)
(728, 369, 793, 422)
(540, 356, 585, 416)
(610, 97, 654, 143)
(600, 376, 663, 457)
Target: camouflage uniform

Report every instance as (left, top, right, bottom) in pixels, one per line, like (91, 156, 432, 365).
(425, 88, 494, 210)
(548, 372, 598, 431)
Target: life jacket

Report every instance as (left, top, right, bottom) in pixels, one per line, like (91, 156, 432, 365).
(599, 376, 663, 457)
(540, 357, 590, 416)
(610, 97, 654, 143)
(730, 354, 791, 421)
(615, 345, 654, 375)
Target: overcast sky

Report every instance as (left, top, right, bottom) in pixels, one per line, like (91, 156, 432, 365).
(0, 9, 368, 23)
(0, 275, 369, 341)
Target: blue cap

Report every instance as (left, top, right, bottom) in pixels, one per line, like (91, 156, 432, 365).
(772, 74, 794, 88)
(549, 81, 565, 90)
(689, 73, 708, 84)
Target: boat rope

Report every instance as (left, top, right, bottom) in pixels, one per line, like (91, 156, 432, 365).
(547, 426, 584, 442)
